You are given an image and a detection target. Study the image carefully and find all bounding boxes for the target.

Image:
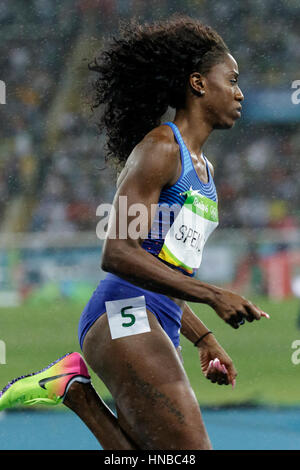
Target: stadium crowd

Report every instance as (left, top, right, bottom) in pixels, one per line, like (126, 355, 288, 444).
(1, 0, 300, 233)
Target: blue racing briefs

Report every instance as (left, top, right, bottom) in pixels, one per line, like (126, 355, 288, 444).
(78, 272, 183, 349)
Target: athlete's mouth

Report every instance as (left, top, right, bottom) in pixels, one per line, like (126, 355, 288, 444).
(235, 106, 242, 118)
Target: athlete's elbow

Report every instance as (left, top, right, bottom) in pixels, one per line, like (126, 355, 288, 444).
(100, 256, 111, 273)
(100, 245, 129, 274)
(101, 252, 118, 273)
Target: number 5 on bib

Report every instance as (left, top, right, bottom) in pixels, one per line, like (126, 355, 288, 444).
(105, 296, 151, 340)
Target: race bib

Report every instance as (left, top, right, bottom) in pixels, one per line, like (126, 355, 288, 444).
(158, 188, 218, 274)
(105, 296, 151, 340)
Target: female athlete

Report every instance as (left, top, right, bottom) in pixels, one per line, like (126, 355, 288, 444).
(0, 16, 269, 450)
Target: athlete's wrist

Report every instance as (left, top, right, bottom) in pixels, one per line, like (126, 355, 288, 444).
(194, 331, 213, 347)
(188, 278, 221, 306)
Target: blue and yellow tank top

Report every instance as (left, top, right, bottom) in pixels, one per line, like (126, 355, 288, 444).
(141, 122, 218, 277)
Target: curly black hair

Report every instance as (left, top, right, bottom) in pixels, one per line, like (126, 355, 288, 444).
(89, 15, 230, 168)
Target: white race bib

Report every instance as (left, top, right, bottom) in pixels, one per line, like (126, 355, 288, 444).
(105, 296, 151, 340)
(158, 189, 218, 274)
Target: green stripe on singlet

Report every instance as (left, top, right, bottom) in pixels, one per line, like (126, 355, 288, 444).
(183, 193, 218, 223)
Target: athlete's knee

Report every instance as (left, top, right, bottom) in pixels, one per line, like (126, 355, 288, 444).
(161, 424, 212, 450)
(161, 392, 212, 450)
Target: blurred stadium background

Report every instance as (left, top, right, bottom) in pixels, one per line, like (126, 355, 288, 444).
(1, 0, 300, 450)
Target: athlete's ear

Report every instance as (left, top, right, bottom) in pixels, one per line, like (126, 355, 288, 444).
(189, 72, 205, 97)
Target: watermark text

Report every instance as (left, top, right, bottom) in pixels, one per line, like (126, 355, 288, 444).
(291, 340, 300, 365)
(95, 194, 217, 241)
(291, 80, 300, 105)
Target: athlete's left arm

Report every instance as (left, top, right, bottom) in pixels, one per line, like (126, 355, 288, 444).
(181, 302, 237, 387)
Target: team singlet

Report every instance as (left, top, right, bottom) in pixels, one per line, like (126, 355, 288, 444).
(141, 122, 218, 277)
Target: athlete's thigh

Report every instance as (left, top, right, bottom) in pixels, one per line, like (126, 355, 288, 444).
(82, 310, 211, 450)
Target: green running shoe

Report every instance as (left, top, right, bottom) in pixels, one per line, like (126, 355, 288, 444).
(0, 352, 91, 410)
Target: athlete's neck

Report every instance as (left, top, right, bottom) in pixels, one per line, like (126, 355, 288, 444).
(173, 109, 213, 157)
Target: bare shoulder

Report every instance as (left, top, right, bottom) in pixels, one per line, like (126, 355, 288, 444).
(129, 125, 178, 170)
(117, 125, 179, 189)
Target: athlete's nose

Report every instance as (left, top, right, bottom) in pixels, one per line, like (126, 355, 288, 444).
(236, 86, 244, 102)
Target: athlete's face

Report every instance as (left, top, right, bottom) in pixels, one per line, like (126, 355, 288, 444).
(193, 53, 244, 129)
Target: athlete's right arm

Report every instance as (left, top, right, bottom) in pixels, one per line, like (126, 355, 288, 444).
(101, 128, 265, 328)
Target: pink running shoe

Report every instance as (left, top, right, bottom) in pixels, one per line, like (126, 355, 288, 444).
(0, 352, 91, 410)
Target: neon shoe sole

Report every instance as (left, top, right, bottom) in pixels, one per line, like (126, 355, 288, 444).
(0, 352, 91, 411)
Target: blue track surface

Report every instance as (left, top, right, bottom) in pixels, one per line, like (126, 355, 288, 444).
(0, 407, 300, 450)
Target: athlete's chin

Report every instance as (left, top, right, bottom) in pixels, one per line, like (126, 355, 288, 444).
(213, 120, 235, 130)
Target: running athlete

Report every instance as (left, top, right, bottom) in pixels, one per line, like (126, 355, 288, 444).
(0, 17, 269, 450)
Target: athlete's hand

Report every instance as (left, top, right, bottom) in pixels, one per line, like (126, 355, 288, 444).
(211, 287, 270, 329)
(197, 335, 237, 388)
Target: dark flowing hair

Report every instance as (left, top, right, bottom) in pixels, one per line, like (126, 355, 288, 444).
(89, 15, 229, 168)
